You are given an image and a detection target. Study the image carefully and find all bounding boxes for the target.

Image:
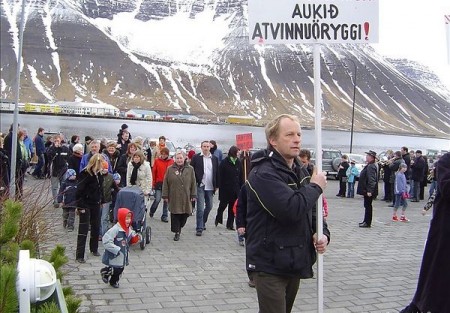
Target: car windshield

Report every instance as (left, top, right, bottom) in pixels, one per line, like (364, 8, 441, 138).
(349, 154, 365, 163)
(323, 151, 341, 159)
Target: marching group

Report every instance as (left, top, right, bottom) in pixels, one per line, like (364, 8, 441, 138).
(1, 116, 448, 312)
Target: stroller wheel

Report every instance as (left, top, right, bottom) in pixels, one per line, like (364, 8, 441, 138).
(145, 226, 151, 244)
(139, 233, 146, 250)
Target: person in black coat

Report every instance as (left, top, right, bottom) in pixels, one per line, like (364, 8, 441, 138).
(410, 150, 426, 202)
(214, 146, 243, 230)
(245, 115, 329, 313)
(47, 135, 70, 207)
(357, 150, 379, 228)
(75, 153, 104, 263)
(336, 155, 350, 197)
(400, 152, 450, 313)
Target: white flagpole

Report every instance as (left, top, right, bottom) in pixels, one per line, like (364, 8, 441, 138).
(313, 43, 324, 313)
(9, 0, 27, 199)
(446, 15, 450, 64)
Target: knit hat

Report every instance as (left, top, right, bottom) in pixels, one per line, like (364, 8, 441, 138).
(121, 124, 128, 130)
(102, 160, 109, 170)
(188, 150, 196, 159)
(73, 143, 84, 153)
(106, 140, 117, 147)
(113, 173, 121, 181)
(66, 169, 76, 178)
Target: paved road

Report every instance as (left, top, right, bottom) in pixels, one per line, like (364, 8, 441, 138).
(41, 179, 431, 313)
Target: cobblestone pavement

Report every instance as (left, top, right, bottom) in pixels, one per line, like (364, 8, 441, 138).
(40, 179, 431, 313)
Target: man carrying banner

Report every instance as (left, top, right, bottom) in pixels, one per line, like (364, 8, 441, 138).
(245, 114, 330, 313)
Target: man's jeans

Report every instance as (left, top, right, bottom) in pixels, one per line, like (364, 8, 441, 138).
(51, 176, 63, 204)
(33, 154, 45, 177)
(101, 202, 112, 236)
(347, 182, 355, 198)
(411, 179, 420, 201)
(196, 186, 213, 232)
(150, 189, 168, 219)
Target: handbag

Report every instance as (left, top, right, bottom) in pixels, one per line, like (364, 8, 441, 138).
(401, 192, 410, 200)
(30, 147, 38, 164)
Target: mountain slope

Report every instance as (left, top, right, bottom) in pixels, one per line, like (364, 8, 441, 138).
(1, 0, 449, 137)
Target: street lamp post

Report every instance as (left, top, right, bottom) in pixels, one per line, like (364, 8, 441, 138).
(347, 58, 357, 153)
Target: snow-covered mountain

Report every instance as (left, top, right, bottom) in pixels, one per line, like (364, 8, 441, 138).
(1, 0, 450, 137)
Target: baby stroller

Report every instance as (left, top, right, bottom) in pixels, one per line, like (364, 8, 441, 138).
(114, 186, 151, 250)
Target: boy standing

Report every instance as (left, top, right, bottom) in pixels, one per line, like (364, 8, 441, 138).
(100, 208, 139, 288)
(346, 160, 360, 198)
(57, 169, 78, 231)
(393, 163, 409, 222)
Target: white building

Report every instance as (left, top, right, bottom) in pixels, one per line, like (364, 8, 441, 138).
(125, 109, 161, 119)
(55, 101, 119, 116)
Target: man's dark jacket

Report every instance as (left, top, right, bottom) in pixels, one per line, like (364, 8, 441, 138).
(245, 149, 330, 278)
(34, 133, 45, 155)
(47, 145, 69, 178)
(190, 152, 219, 189)
(412, 152, 450, 312)
(411, 156, 426, 181)
(357, 162, 378, 197)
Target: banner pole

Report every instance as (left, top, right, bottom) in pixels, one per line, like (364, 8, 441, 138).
(313, 43, 324, 313)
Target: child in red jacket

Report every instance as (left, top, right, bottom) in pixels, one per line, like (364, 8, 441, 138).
(100, 208, 139, 288)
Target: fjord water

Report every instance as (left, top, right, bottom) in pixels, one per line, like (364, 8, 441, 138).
(1, 113, 448, 153)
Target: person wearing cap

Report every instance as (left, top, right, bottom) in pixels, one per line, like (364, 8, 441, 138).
(357, 150, 379, 228)
(68, 143, 84, 177)
(117, 123, 132, 143)
(410, 150, 426, 202)
(57, 169, 78, 231)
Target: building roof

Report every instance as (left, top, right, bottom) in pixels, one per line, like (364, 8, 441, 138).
(55, 101, 119, 110)
(126, 109, 160, 116)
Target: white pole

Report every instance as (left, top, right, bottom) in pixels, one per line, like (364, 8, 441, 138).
(313, 43, 324, 313)
(9, 0, 27, 199)
(446, 15, 450, 65)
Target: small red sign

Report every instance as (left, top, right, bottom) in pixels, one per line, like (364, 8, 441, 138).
(236, 133, 253, 150)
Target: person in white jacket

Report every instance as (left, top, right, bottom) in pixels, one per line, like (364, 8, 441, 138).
(126, 150, 152, 196)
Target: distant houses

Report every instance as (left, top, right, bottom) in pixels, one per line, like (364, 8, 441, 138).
(1, 99, 252, 126)
(124, 109, 161, 119)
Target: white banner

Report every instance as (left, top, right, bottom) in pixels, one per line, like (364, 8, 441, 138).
(446, 15, 450, 65)
(248, 0, 379, 44)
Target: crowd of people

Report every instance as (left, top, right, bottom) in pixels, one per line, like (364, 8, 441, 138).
(0, 118, 448, 311)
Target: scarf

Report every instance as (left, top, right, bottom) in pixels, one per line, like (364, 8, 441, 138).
(130, 162, 141, 185)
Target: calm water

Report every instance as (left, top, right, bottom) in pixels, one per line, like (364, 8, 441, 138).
(1, 113, 449, 154)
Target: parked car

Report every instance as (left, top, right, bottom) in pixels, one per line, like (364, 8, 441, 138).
(143, 138, 176, 158)
(309, 148, 342, 179)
